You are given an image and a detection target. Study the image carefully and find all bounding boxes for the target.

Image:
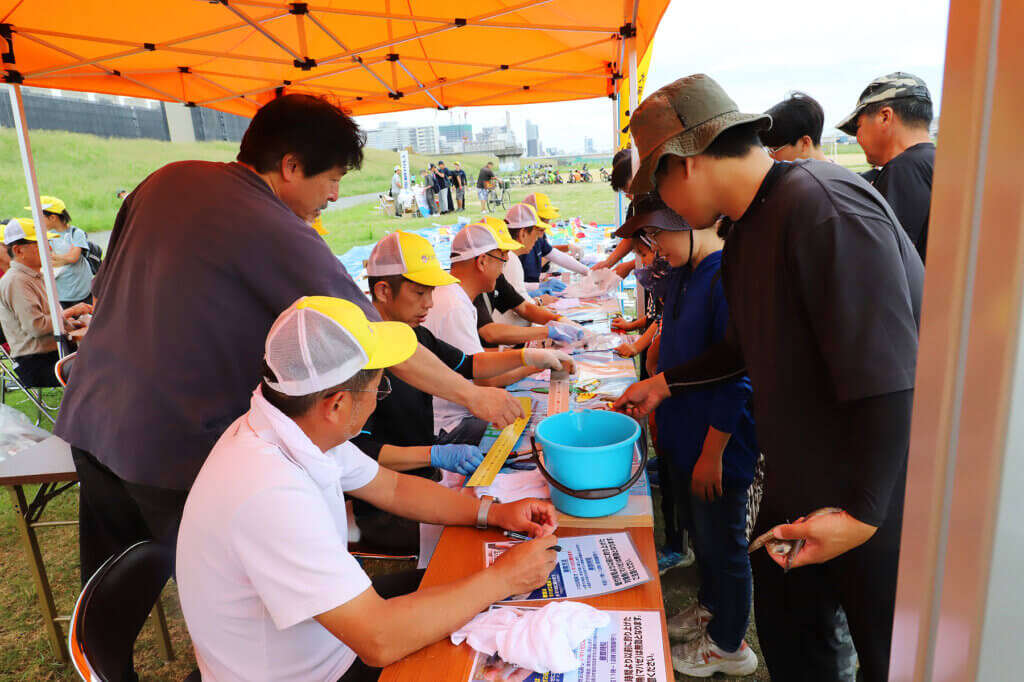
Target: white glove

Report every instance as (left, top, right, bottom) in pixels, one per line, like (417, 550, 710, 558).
(522, 348, 576, 374)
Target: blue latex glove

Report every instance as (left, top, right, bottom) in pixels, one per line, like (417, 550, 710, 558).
(546, 319, 585, 344)
(430, 443, 485, 475)
(535, 279, 568, 296)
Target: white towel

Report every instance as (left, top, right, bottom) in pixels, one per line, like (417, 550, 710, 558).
(451, 602, 610, 673)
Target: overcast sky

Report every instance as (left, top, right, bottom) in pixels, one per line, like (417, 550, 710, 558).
(354, 0, 950, 155)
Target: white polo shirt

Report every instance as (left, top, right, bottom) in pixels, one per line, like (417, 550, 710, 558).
(176, 387, 380, 682)
(421, 283, 483, 434)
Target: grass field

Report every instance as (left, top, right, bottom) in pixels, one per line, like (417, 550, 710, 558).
(0, 128, 500, 233)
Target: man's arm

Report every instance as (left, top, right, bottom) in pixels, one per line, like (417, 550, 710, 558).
(9, 282, 55, 337)
(390, 344, 523, 428)
(477, 321, 549, 347)
(512, 300, 560, 325)
(544, 247, 589, 275)
(315, 535, 558, 667)
(476, 365, 539, 388)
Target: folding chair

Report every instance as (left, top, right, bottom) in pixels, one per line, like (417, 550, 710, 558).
(68, 541, 194, 682)
(55, 351, 76, 387)
(0, 344, 59, 425)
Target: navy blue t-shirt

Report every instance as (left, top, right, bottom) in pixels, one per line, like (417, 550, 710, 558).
(520, 233, 554, 282)
(655, 253, 759, 486)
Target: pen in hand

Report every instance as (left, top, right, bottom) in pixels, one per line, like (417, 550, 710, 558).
(504, 530, 561, 552)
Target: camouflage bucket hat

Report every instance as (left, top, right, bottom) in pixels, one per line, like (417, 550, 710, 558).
(835, 71, 932, 136)
(628, 74, 771, 196)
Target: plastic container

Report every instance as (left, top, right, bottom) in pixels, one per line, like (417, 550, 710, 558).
(534, 410, 643, 517)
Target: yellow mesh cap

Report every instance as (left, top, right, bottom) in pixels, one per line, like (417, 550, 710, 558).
(264, 296, 416, 396)
(505, 203, 549, 230)
(24, 196, 66, 214)
(3, 218, 57, 244)
(478, 216, 524, 251)
(367, 231, 459, 287)
(522, 192, 560, 220)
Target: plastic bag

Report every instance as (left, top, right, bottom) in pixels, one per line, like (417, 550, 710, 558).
(561, 269, 622, 298)
(0, 404, 52, 463)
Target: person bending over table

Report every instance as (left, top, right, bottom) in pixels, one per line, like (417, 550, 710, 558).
(177, 296, 558, 682)
(473, 216, 581, 347)
(491, 205, 568, 326)
(350, 230, 574, 552)
(424, 223, 584, 435)
(54, 94, 523, 593)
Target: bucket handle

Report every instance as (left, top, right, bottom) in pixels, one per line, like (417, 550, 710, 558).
(529, 436, 648, 500)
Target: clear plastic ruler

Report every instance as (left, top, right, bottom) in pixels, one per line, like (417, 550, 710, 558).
(548, 370, 572, 415)
(466, 397, 533, 487)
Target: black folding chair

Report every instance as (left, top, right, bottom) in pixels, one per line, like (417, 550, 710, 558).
(68, 541, 195, 682)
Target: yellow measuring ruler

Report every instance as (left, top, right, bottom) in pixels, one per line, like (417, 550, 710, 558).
(465, 396, 532, 487)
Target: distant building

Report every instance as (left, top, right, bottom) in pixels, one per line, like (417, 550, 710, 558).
(584, 136, 596, 154)
(365, 122, 439, 155)
(526, 120, 540, 157)
(439, 123, 472, 143)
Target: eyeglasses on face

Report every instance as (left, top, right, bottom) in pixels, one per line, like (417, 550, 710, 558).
(338, 374, 392, 401)
(483, 251, 509, 263)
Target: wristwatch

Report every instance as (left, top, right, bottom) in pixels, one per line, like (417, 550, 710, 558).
(476, 495, 497, 529)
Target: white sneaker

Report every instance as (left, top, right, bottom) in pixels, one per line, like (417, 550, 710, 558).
(666, 602, 712, 642)
(671, 632, 758, 678)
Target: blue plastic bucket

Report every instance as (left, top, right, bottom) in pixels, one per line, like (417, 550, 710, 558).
(534, 410, 643, 517)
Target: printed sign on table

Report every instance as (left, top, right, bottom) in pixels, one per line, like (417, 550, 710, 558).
(484, 532, 651, 602)
(466, 607, 668, 682)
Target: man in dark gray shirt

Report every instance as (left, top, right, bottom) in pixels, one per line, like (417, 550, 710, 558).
(56, 94, 522, 585)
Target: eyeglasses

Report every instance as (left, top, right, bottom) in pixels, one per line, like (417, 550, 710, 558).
(338, 374, 392, 401)
(483, 251, 508, 263)
(765, 144, 789, 155)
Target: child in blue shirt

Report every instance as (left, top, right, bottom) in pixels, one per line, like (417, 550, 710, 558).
(619, 195, 760, 677)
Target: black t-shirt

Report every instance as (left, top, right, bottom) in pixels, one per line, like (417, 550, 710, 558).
(351, 325, 474, 459)
(717, 159, 923, 528)
(477, 167, 496, 188)
(437, 168, 451, 188)
(452, 169, 468, 188)
(473, 274, 526, 348)
(871, 142, 934, 264)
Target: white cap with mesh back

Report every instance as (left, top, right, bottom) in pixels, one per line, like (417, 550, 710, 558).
(505, 203, 550, 231)
(264, 296, 417, 396)
(449, 222, 501, 263)
(366, 231, 459, 286)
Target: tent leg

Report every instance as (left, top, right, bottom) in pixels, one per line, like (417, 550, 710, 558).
(7, 84, 67, 359)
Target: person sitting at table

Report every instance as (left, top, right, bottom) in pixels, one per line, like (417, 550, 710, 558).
(423, 222, 584, 435)
(492, 204, 569, 327)
(473, 216, 578, 347)
(518, 192, 590, 282)
(176, 295, 560, 682)
(351, 231, 574, 552)
(0, 218, 92, 388)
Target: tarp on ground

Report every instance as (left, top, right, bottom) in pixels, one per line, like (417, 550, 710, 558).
(0, 0, 669, 117)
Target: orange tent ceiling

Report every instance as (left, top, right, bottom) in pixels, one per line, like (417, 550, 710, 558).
(0, 0, 669, 117)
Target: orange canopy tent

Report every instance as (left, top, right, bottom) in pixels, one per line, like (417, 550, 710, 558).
(0, 0, 668, 351)
(0, 0, 667, 116)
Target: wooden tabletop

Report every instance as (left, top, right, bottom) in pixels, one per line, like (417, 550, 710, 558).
(0, 436, 76, 486)
(379, 525, 671, 682)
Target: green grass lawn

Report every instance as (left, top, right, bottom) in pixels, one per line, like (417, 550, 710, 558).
(0, 128, 499, 234)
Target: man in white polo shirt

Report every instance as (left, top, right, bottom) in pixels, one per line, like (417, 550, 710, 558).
(176, 296, 559, 682)
(423, 222, 584, 435)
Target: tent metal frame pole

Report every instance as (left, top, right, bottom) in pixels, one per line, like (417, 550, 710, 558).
(628, 37, 638, 114)
(6, 83, 67, 359)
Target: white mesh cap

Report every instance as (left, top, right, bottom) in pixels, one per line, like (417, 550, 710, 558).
(264, 296, 417, 396)
(505, 203, 549, 230)
(449, 222, 501, 262)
